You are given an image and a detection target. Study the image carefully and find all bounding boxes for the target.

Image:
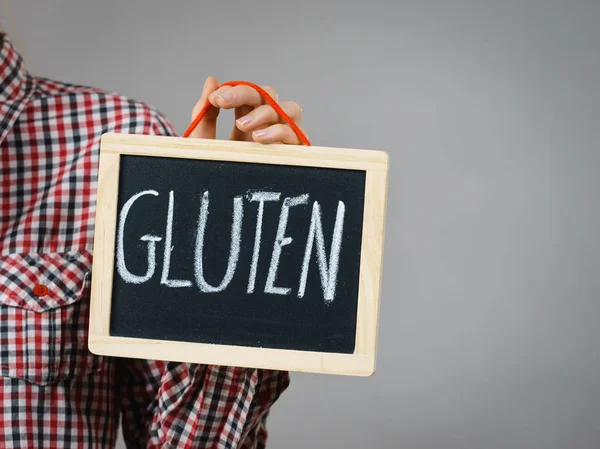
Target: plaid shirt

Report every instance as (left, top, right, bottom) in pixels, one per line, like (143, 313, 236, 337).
(0, 34, 289, 449)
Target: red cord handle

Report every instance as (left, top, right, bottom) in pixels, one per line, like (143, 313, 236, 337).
(182, 80, 311, 146)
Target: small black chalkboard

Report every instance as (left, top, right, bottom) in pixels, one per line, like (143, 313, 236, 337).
(89, 134, 388, 376)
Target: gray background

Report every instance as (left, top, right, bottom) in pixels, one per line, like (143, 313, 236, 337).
(4, 1, 600, 448)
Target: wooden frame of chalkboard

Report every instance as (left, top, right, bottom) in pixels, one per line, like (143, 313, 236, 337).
(88, 133, 388, 376)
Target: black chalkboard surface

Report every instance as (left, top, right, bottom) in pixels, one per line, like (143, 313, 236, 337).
(89, 133, 388, 376)
(112, 155, 365, 353)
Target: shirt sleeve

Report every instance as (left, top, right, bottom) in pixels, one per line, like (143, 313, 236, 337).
(117, 110, 291, 449)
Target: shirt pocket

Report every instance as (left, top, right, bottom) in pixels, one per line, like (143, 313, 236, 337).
(0, 251, 107, 385)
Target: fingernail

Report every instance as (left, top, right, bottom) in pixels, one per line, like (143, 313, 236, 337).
(236, 115, 253, 128)
(217, 91, 233, 103)
(254, 129, 268, 139)
(208, 88, 221, 101)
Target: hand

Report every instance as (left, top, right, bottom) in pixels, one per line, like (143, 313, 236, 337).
(188, 76, 306, 144)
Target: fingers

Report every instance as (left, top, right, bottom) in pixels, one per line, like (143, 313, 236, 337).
(230, 104, 256, 141)
(218, 84, 279, 141)
(235, 101, 302, 133)
(209, 85, 278, 109)
(253, 123, 307, 145)
(189, 80, 307, 145)
(189, 76, 220, 139)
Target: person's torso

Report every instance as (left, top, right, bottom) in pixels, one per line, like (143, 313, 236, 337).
(0, 43, 174, 447)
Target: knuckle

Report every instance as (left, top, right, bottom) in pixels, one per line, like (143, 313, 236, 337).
(269, 123, 286, 136)
(279, 101, 302, 122)
(263, 105, 279, 121)
(222, 86, 237, 97)
(266, 123, 280, 133)
(288, 101, 302, 118)
(214, 86, 228, 97)
(262, 85, 278, 100)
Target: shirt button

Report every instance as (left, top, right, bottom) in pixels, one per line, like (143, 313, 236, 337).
(33, 284, 49, 297)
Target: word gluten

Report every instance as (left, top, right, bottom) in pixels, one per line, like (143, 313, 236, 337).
(116, 190, 346, 303)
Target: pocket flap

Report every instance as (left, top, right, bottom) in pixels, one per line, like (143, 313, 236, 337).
(0, 252, 92, 312)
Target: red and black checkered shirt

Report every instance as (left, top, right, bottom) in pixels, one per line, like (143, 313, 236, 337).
(0, 34, 289, 449)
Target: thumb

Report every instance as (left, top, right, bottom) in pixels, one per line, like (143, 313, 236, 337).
(188, 76, 220, 139)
